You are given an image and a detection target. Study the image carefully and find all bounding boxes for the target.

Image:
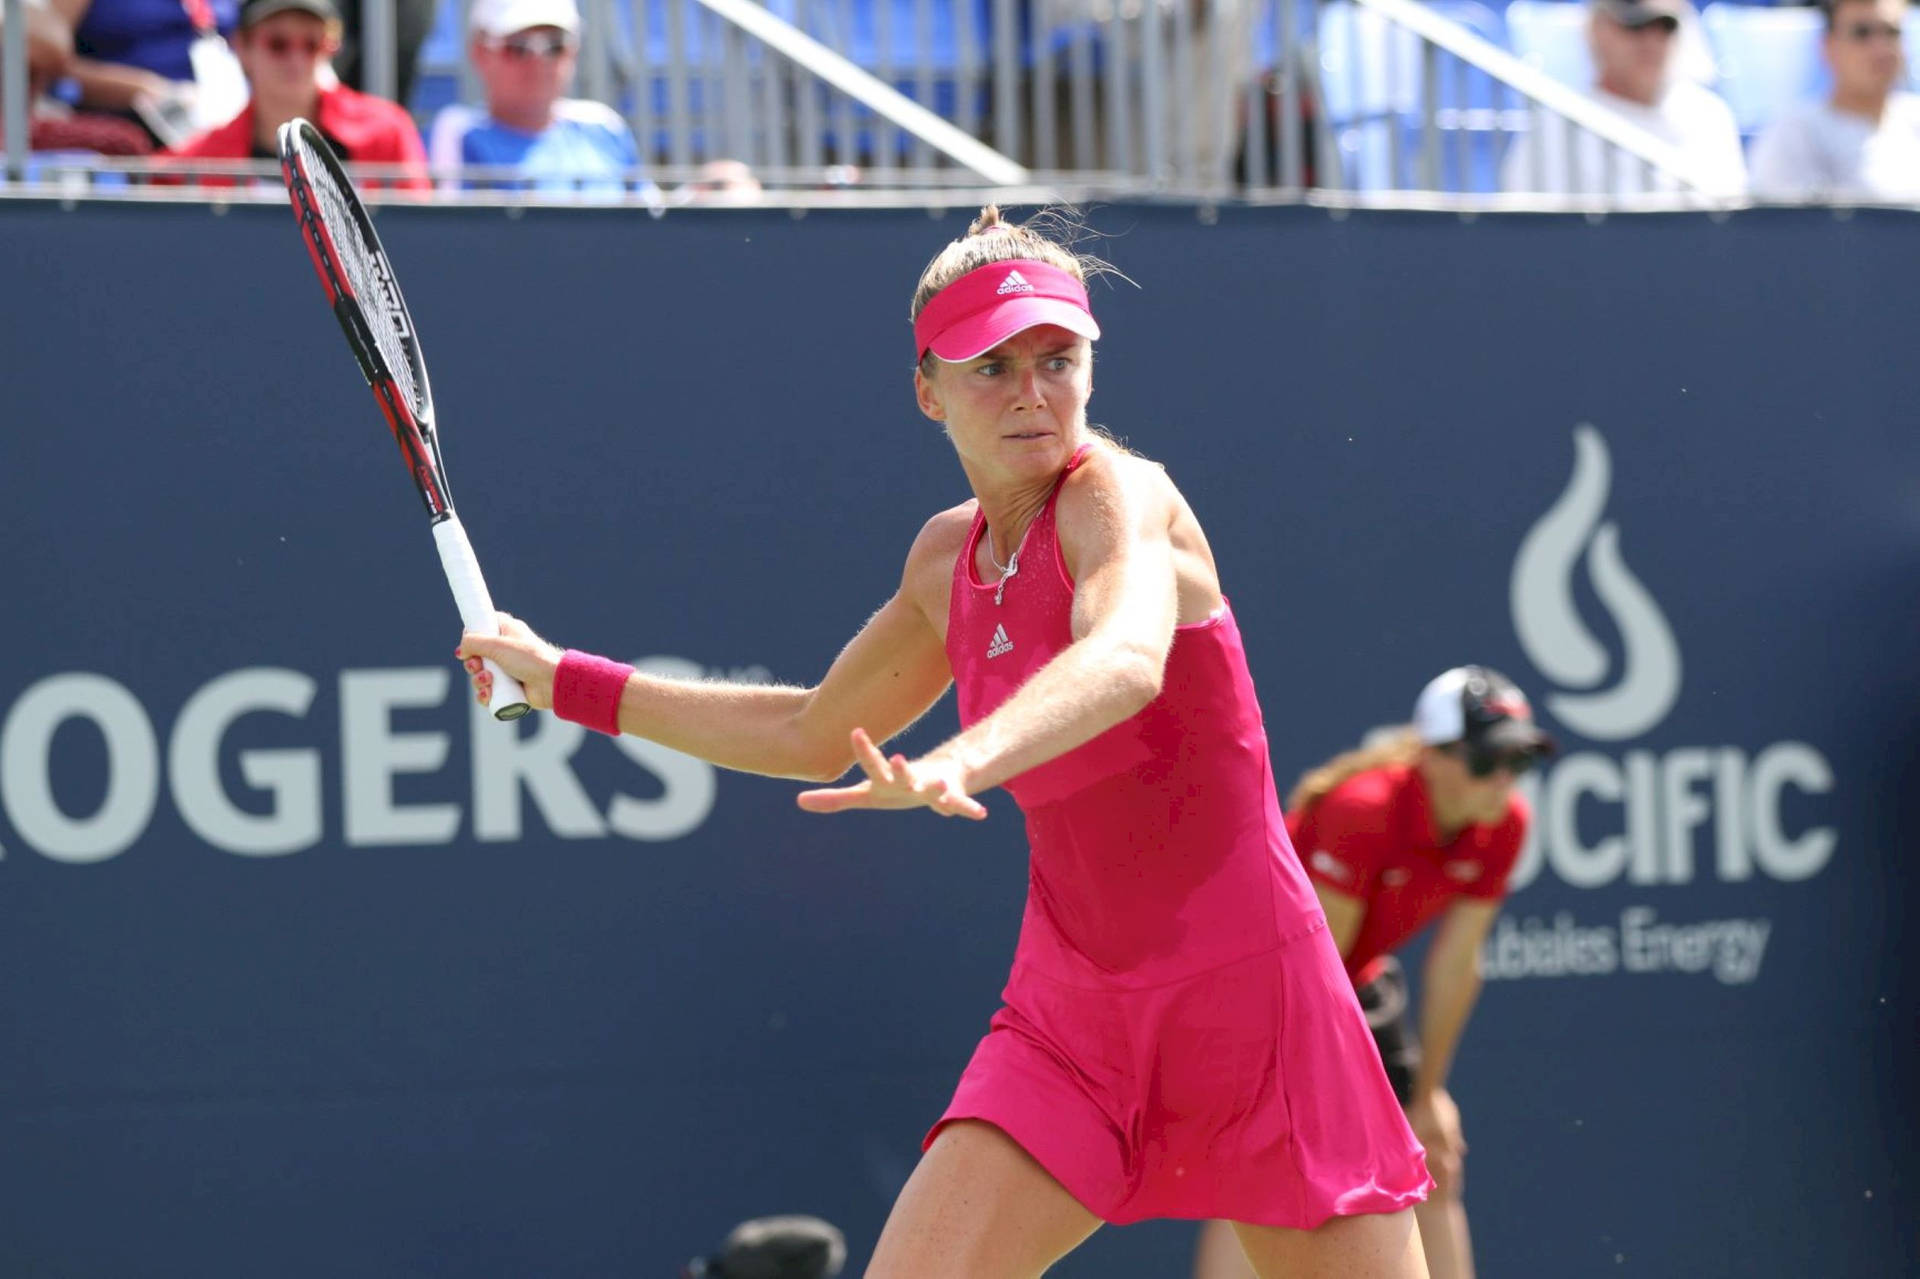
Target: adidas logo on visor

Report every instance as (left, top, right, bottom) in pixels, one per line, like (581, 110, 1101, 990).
(996, 270, 1035, 296)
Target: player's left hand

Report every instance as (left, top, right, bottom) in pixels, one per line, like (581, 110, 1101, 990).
(1408, 1088, 1467, 1195)
(795, 728, 987, 820)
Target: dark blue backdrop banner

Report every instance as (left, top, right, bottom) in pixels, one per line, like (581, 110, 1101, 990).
(1, 202, 1913, 1279)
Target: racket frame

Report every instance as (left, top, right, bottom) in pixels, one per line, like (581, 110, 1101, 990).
(278, 120, 531, 722)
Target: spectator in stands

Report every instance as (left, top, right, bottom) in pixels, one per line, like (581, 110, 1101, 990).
(1192, 666, 1555, 1279)
(3, 0, 71, 93)
(1750, 0, 1920, 200)
(1501, 0, 1746, 198)
(1, 0, 155, 154)
(669, 156, 763, 204)
(426, 0, 653, 198)
(48, 0, 247, 145)
(166, 0, 425, 185)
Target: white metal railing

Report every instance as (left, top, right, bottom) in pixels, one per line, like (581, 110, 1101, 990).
(0, 151, 1084, 204)
(683, 0, 1024, 181)
(1315, 0, 1724, 197)
(3, 0, 28, 181)
(0, 0, 1746, 200)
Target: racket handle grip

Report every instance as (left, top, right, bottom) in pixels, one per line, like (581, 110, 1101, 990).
(433, 513, 532, 722)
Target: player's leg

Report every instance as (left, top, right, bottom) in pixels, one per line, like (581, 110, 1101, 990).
(1231, 1210, 1429, 1279)
(1192, 1217, 1258, 1279)
(1414, 1194, 1474, 1279)
(1189, 937, 1435, 1279)
(865, 1119, 1102, 1279)
(1406, 1037, 1473, 1279)
(1360, 958, 1473, 1278)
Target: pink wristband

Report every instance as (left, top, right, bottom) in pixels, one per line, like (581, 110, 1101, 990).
(552, 650, 634, 736)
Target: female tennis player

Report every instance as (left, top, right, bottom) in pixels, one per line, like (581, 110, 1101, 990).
(1193, 666, 1553, 1279)
(457, 206, 1434, 1278)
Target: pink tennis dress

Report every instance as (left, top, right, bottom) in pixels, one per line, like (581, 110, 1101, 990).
(928, 446, 1432, 1226)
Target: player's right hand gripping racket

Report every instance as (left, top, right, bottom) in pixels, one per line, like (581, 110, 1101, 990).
(277, 119, 531, 721)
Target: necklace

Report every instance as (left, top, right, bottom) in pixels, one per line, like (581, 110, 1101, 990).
(986, 519, 1033, 606)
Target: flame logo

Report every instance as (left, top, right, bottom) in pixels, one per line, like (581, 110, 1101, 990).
(1510, 426, 1681, 741)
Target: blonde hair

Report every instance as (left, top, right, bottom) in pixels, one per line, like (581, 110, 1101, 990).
(910, 205, 1113, 369)
(1286, 728, 1426, 815)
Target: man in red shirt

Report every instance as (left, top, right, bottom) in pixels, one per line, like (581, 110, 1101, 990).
(1195, 666, 1554, 1279)
(165, 0, 424, 186)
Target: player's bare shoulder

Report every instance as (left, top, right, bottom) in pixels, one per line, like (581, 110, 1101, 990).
(910, 500, 977, 567)
(900, 500, 976, 613)
(1060, 440, 1222, 620)
(1056, 439, 1181, 535)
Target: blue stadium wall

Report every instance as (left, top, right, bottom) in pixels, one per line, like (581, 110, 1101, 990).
(1, 201, 1913, 1278)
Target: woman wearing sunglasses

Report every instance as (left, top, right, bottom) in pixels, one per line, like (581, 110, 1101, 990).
(1195, 665, 1553, 1279)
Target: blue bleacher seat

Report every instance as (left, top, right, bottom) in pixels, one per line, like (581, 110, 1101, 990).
(410, 0, 466, 118)
(804, 0, 989, 71)
(793, 0, 992, 159)
(617, 0, 793, 160)
(1315, 0, 1510, 191)
(1252, 0, 1329, 73)
(1701, 3, 1827, 137)
(418, 0, 464, 69)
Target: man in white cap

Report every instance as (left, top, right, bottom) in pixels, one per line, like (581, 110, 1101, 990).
(426, 0, 649, 194)
(1501, 0, 1746, 198)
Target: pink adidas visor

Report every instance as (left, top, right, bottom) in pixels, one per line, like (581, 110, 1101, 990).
(913, 259, 1101, 363)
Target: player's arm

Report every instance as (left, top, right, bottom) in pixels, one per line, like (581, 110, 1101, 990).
(917, 454, 1180, 789)
(611, 589, 950, 782)
(16, 0, 71, 82)
(45, 0, 176, 112)
(1412, 897, 1502, 1102)
(459, 519, 956, 783)
(1311, 883, 1367, 957)
(794, 452, 1183, 817)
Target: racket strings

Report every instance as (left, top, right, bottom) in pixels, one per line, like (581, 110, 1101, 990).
(298, 134, 427, 422)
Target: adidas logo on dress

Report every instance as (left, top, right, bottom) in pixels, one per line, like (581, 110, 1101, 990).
(986, 624, 1014, 659)
(996, 270, 1034, 296)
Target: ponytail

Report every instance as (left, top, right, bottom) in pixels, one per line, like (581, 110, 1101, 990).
(1285, 728, 1425, 815)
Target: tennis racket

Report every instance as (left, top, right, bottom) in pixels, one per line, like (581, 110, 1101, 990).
(277, 118, 530, 722)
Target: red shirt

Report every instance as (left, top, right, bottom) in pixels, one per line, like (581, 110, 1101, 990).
(1288, 763, 1527, 985)
(165, 84, 427, 188)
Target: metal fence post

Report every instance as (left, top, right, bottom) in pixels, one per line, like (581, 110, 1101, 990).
(5, 0, 32, 181)
(363, 0, 398, 105)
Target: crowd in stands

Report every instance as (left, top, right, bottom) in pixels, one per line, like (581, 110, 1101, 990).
(0, 0, 738, 192)
(1500, 0, 1751, 196)
(1498, 0, 1919, 198)
(3, 0, 1918, 199)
